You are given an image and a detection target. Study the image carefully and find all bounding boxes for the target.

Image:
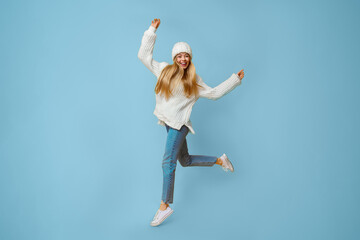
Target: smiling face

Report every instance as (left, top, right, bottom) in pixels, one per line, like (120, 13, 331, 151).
(175, 52, 191, 69)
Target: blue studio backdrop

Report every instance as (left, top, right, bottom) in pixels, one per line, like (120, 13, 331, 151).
(1, 0, 359, 239)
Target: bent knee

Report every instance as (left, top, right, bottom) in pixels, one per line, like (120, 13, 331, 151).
(178, 156, 191, 167)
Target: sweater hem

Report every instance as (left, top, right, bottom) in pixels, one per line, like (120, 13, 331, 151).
(153, 111, 195, 134)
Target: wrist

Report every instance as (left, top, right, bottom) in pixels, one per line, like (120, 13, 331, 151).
(149, 25, 157, 33)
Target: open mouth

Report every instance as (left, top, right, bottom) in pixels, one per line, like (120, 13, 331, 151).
(180, 62, 187, 67)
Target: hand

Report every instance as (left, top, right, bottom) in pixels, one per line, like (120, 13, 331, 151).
(151, 18, 161, 29)
(237, 69, 245, 80)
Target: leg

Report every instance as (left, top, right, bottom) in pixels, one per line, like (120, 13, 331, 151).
(161, 124, 189, 205)
(178, 138, 218, 167)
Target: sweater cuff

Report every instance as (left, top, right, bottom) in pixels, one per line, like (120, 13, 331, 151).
(233, 73, 242, 85)
(148, 25, 157, 33)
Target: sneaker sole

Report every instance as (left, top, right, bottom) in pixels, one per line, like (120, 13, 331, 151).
(150, 209, 174, 227)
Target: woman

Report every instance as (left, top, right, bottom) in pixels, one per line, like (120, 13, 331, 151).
(138, 18, 245, 227)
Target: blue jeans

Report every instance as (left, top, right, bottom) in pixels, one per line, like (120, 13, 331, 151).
(162, 124, 218, 204)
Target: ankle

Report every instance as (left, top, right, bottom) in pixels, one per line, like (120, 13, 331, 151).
(160, 202, 169, 211)
(216, 158, 223, 165)
(160, 205, 168, 211)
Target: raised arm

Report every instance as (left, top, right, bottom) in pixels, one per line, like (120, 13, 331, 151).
(197, 72, 243, 100)
(137, 18, 168, 78)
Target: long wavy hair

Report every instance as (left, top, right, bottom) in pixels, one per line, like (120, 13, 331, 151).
(155, 57, 201, 100)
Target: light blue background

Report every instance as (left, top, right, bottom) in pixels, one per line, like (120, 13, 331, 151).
(1, 0, 359, 239)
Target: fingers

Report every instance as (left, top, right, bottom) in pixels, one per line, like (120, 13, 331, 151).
(151, 18, 161, 28)
(237, 69, 245, 79)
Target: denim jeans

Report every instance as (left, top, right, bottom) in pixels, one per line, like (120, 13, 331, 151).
(162, 124, 218, 204)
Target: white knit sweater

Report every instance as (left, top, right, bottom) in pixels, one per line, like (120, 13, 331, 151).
(138, 25, 242, 134)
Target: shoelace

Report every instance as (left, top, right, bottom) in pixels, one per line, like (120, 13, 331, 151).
(221, 158, 229, 171)
(152, 211, 160, 221)
(153, 208, 169, 221)
(222, 162, 229, 171)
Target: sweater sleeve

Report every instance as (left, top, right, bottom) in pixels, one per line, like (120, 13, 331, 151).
(137, 26, 168, 78)
(197, 73, 242, 100)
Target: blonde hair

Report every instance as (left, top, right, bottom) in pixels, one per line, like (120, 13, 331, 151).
(155, 58, 201, 100)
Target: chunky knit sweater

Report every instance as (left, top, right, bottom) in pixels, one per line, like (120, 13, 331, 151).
(138, 25, 242, 134)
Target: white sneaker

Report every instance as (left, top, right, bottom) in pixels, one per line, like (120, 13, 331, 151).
(150, 206, 174, 227)
(220, 154, 234, 172)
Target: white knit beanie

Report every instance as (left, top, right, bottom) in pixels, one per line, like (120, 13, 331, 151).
(172, 42, 192, 60)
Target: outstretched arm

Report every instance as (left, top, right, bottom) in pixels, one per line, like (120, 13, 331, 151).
(197, 70, 244, 100)
(137, 18, 168, 78)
